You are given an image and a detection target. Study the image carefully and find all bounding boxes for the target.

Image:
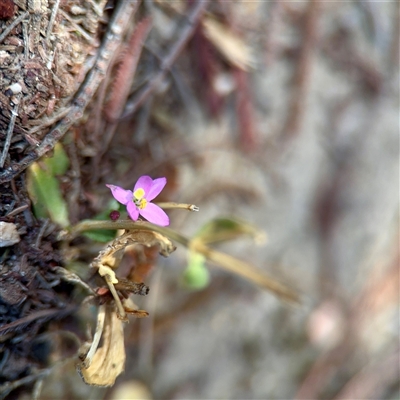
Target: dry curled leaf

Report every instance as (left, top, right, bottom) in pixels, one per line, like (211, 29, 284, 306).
(78, 305, 125, 387)
(90, 228, 172, 319)
(127, 229, 176, 257)
(91, 228, 176, 275)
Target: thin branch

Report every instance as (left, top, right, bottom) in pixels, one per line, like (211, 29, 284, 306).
(0, 101, 20, 168)
(333, 350, 400, 400)
(0, 11, 29, 44)
(27, 107, 72, 134)
(34, 218, 50, 248)
(0, 306, 76, 335)
(5, 203, 29, 217)
(104, 16, 153, 122)
(120, 0, 209, 120)
(46, 0, 61, 43)
(22, 20, 29, 59)
(281, 0, 320, 140)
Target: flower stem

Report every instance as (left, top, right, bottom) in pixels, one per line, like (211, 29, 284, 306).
(70, 220, 189, 246)
(156, 202, 199, 212)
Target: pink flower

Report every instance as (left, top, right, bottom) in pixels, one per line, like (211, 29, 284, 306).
(106, 176, 169, 226)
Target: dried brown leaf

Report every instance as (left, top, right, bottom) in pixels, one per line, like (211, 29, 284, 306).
(127, 229, 176, 257)
(78, 305, 126, 387)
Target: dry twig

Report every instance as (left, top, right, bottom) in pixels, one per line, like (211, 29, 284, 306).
(121, 0, 209, 120)
(0, 100, 19, 168)
(282, 0, 320, 140)
(0, 11, 29, 44)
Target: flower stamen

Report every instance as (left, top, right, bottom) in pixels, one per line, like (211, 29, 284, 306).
(133, 188, 145, 199)
(133, 188, 148, 209)
(138, 198, 147, 209)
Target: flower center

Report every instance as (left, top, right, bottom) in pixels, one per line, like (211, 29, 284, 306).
(133, 188, 147, 209)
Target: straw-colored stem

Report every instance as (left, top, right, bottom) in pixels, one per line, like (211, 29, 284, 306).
(191, 241, 300, 305)
(156, 202, 199, 211)
(104, 275, 127, 321)
(84, 304, 106, 368)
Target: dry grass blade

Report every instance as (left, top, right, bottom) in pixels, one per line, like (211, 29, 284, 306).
(191, 240, 300, 305)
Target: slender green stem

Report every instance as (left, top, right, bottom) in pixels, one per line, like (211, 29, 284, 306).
(70, 219, 189, 246)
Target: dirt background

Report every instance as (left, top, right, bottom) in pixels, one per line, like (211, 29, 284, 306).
(0, 1, 399, 399)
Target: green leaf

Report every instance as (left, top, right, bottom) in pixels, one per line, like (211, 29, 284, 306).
(27, 162, 70, 228)
(81, 200, 121, 243)
(182, 251, 210, 290)
(45, 143, 70, 176)
(82, 229, 117, 243)
(194, 217, 267, 245)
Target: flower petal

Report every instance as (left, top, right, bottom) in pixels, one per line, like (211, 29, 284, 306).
(126, 201, 139, 220)
(146, 177, 167, 201)
(134, 176, 153, 196)
(139, 203, 169, 226)
(106, 185, 132, 205)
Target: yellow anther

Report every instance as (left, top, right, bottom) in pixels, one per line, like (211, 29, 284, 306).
(138, 198, 147, 209)
(134, 188, 145, 199)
